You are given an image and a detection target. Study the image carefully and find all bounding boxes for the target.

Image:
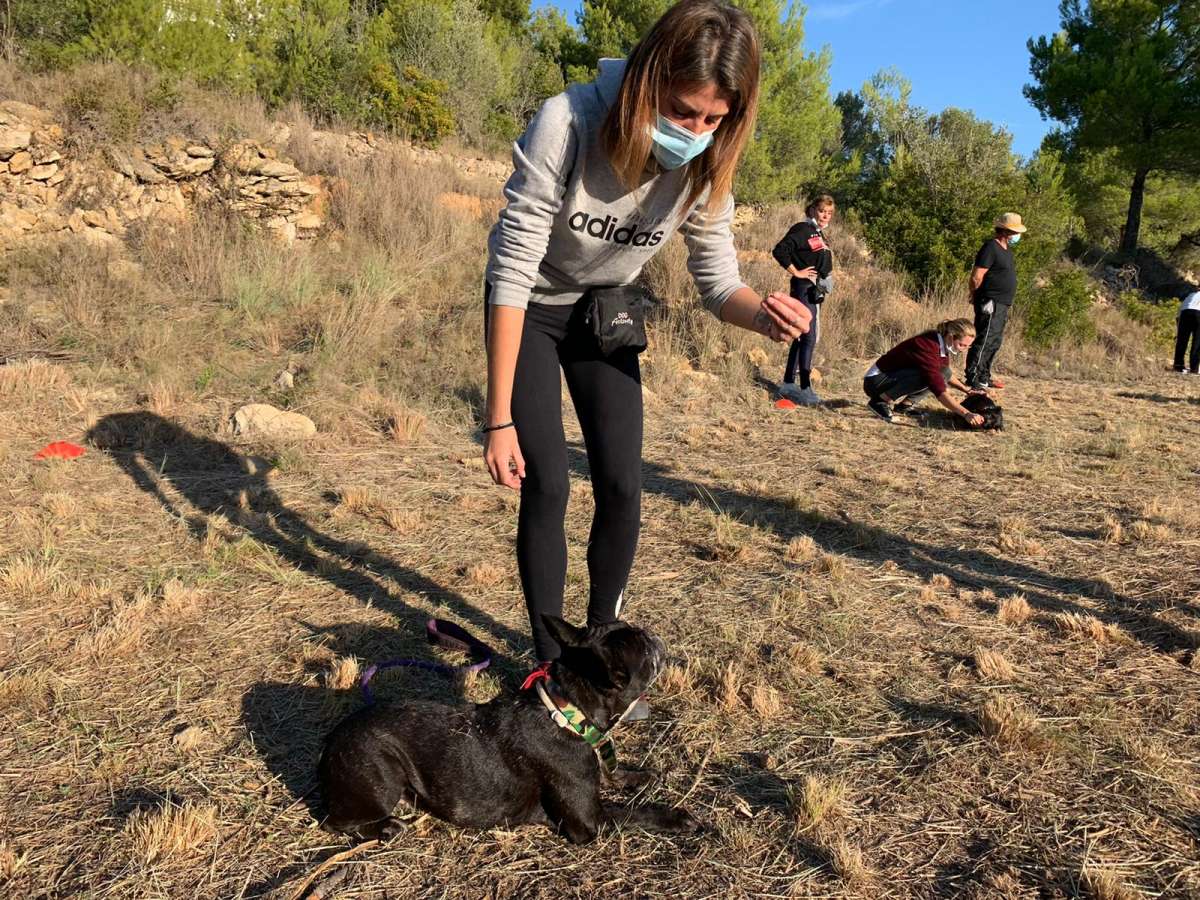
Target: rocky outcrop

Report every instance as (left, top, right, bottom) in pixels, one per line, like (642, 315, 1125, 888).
(232, 403, 316, 441)
(0, 102, 328, 250)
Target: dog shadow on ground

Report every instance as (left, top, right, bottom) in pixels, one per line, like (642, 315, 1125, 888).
(566, 447, 1194, 658)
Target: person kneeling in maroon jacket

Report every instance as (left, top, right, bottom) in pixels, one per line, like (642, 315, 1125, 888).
(863, 318, 986, 426)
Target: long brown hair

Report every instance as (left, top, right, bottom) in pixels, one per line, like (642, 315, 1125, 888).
(936, 319, 976, 343)
(600, 0, 760, 211)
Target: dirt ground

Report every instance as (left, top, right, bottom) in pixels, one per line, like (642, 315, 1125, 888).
(2, 358, 1199, 899)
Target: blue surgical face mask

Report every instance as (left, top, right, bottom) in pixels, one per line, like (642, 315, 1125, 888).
(1008, 233, 1021, 245)
(649, 114, 713, 170)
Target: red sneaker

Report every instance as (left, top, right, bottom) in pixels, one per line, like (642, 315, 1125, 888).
(990, 377, 1006, 389)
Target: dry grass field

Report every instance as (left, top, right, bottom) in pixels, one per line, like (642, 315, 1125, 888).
(2, 94, 1199, 898)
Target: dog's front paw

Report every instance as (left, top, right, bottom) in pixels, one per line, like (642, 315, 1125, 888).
(653, 806, 706, 835)
(604, 767, 658, 791)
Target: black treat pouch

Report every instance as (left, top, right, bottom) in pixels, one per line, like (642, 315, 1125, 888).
(584, 285, 655, 356)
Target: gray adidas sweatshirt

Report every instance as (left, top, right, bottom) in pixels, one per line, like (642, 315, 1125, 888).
(485, 59, 747, 315)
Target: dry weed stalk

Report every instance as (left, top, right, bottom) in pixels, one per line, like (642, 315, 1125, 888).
(327, 656, 361, 690)
(997, 594, 1032, 625)
(123, 799, 218, 865)
(973, 647, 1015, 682)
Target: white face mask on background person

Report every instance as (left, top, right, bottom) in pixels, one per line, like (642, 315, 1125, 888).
(1008, 233, 1021, 245)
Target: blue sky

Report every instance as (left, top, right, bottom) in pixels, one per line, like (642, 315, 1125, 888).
(540, 1, 1065, 158)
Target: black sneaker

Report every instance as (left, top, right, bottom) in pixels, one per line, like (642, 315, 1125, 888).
(867, 398, 893, 423)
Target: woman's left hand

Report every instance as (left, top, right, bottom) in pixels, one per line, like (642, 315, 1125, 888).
(756, 292, 812, 342)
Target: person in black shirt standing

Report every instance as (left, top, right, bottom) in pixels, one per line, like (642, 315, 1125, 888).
(772, 194, 835, 405)
(965, 212, 1026, 390)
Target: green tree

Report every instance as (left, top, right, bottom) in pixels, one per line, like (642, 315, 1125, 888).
(733, 0, 842, 204)
(1026, 0, 1200, 253)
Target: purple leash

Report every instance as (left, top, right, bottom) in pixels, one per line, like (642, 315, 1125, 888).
(359, 618, 493, 705)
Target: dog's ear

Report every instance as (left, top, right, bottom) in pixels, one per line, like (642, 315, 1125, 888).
(542, 615, 587, 650)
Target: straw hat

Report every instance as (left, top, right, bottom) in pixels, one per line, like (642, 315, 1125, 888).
(993, 212, 1027, 233)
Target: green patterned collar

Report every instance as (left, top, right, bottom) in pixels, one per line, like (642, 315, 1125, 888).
(534, 681, 621, 773)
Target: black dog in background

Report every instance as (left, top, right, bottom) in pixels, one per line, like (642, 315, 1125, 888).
(954, 392, 1004, 430)
(318, 617, 700, 844)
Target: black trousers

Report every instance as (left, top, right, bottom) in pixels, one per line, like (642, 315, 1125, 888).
(1175, 309, 1200, 373)
(965, 301, 1009, 387)
(485, 290, 643, 661)
(863, 366, 950, 403)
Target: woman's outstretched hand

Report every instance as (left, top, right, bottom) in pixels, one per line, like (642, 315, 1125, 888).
(756, 292, 813, 343)
(485, 427, 525, 490)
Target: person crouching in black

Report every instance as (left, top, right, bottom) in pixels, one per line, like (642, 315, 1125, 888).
(863, 318, 986, 427)
(772, 194, 835, 406)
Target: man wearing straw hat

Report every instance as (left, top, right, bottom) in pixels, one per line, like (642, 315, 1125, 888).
(965, 212, 1027, 390)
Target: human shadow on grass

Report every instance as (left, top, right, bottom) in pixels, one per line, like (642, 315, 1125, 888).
(1115, 390, 1200, 406)
(87, 412, 524, 658)
(565, 447, 1193, 657)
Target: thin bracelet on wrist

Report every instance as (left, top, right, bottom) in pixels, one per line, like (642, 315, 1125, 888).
(482, 421, 515, 433)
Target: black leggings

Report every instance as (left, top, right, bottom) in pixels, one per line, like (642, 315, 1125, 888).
(782, 285, 819, 388)
(486, 291, 643, 661)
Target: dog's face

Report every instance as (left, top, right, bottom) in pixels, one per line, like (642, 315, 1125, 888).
(543, 617, 665, 729)
(961, 393, 1004, 430)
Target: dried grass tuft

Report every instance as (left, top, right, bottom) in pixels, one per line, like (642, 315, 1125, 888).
(76, 589, 156, 656)
(0, 359, 70, 397)
(786, 642, 823, 677)
(383, 402, 427, 443)
(718, 661, 745, 712)
(997, 594, 1032, 625)
(1100, 516, 1123, 544)
(327, 656, 361, 690)
(1127, 520, 1172, 544)
(973, 647, 1015, 682)
(172, 726, 207, 753)
(785, 535, 818, 562)
(464, 562, 505, 587)
(659, 662, 696, 696)
(0, 671, 60, 714)
(381, 507, 421, 533)
(929, 573, 952, 590)
(978, 696, 1045, 751)
(1051, 612, 1130, 644)
(1082, 868, 1140, 900)
(814, 552, 847, 580)
(160, 579, 204, 617)
(0, 841, 27, 882)
(828, 835, 869, 885)
(337, 485, 377, 514)
(749, 682, 782, 719)
(792, 774, 846, 831)
(123, 799, 218, 865)
(997, 516, 1046, 557)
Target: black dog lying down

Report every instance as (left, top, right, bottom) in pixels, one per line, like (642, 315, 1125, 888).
(318, 616, 700, 844)
(953, 392, 1004, 430)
